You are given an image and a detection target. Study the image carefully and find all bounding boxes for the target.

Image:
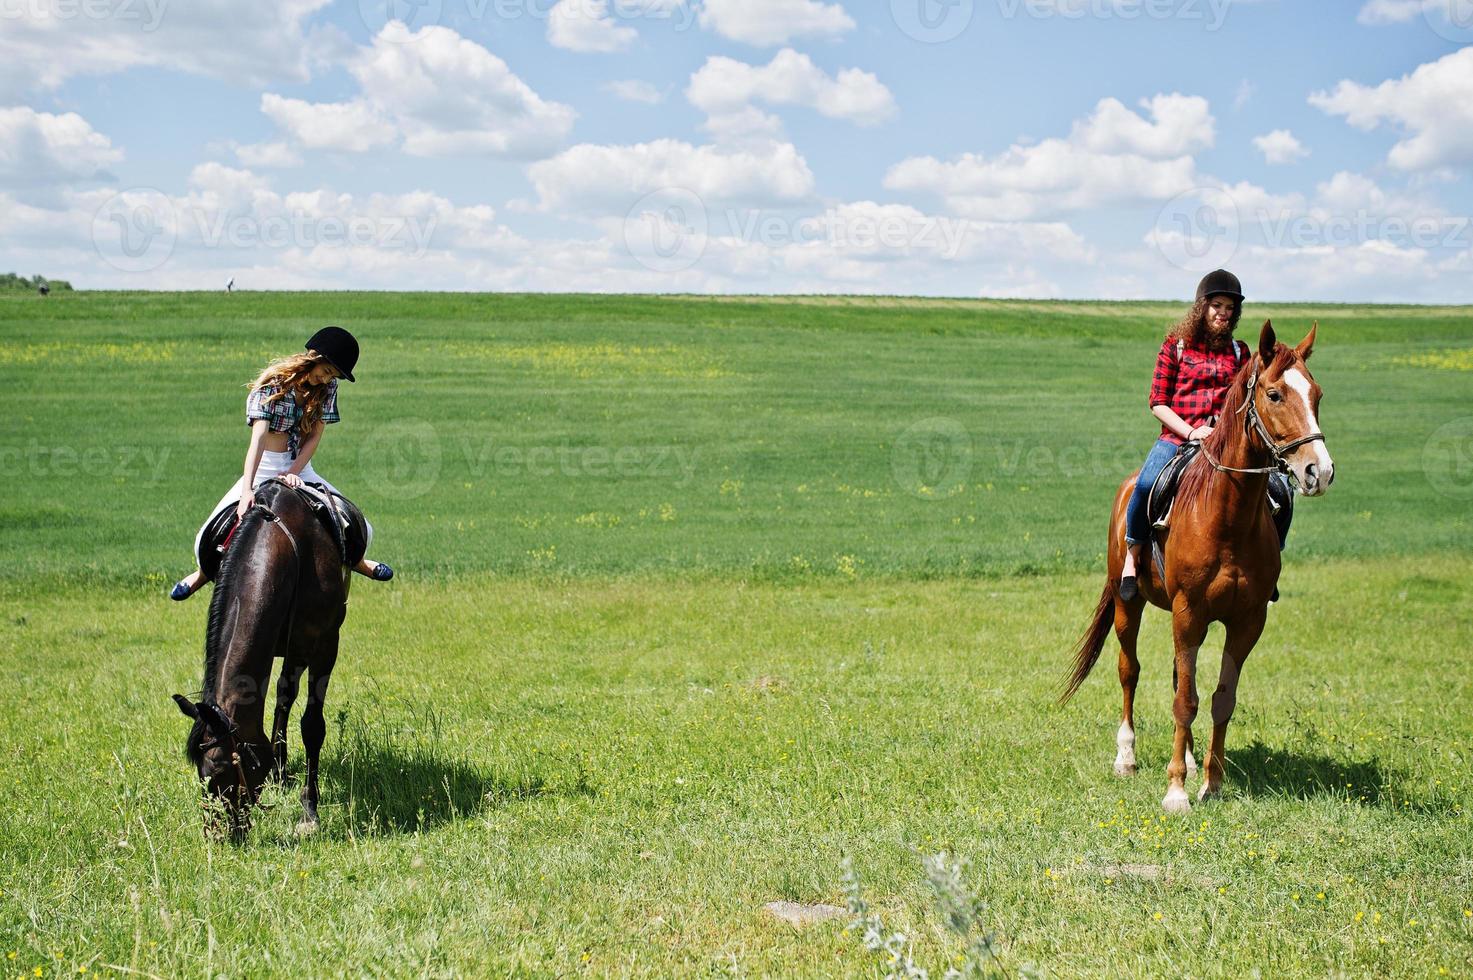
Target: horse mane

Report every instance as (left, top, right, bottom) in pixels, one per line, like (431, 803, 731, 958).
(1174, 342, 1298, 507)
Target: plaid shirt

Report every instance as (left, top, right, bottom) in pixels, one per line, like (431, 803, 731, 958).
(1149, 336, 1247, 445)
(246, 380, 339, 457)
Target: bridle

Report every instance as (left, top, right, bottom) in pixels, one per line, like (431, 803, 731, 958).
(195, 703, 259, 809)
(1199, 359, 1326, 478)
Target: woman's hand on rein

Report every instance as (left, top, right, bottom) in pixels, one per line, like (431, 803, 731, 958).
(1188, 425, 1214, 442)
(280, 473, 304, 489)
(236, 491, 255, 519)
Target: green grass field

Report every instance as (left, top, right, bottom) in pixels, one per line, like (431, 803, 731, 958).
(2, 292, 1471, 977)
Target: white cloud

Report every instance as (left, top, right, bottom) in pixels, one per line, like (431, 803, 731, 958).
(548, 0, 638, 52)
(233, 142, 304, 169)
(701, 107, 786, 146)
(1353, 0, 1473, 23)
(0, 0, 332, 99)
(260, 95, 397, 154)
(1233, 80, 1255, 111)
(1310, 48, 1473, 171)
(697, 0, 855, 46)
(884, 94, 1208, 220)
(0, 107, 123, 199)
(1356, 0, 1424, 21)
(687, 49, 896, 126)
(526, 139, 815, 214)
(261, 23, 576, 159)
(604, 80, 666, 104)
(1071, 94, 1214, 158)
(1253, 129, 1309, 164)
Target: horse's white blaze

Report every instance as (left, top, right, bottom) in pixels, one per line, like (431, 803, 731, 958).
(1283, 368, 1334, 484)
(1115, 721, 1136, 773)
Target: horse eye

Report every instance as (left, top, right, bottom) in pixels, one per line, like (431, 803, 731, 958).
(1267, 390, 1282, 403)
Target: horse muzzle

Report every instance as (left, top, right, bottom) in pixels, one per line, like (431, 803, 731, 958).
(1292, 452, 1335, 497)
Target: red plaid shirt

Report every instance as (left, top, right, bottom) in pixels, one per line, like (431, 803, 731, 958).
(1149, 336, 1248, 445)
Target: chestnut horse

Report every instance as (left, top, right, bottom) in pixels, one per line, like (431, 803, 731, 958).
(1062, 321, 1334, 812)
(172, 478, 349, 838)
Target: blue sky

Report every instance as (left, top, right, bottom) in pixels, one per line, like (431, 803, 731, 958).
(2, 0, 1471, 300)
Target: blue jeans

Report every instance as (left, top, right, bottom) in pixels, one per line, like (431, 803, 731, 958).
(1125, 438, 1180, 546)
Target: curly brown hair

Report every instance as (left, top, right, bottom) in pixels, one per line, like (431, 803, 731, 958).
(1169, 295, 1241, 350)
(248, 352, 336, 435)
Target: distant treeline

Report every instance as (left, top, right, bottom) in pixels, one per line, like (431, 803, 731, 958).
(1, 273, 73, 292)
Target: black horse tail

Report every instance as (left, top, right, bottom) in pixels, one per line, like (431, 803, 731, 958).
(1060, 576, 1116, 706)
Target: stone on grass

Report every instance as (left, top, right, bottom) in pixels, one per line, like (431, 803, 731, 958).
(763, 901, 846, 928)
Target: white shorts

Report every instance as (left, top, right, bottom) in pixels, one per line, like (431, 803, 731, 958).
(193, 450, 371, 560)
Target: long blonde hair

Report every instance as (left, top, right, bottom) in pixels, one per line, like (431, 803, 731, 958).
(249, 352, 334, 433)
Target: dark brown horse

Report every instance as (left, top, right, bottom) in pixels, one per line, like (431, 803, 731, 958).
(1063, 321, 1334, 812)
(173, 478, 349, 837)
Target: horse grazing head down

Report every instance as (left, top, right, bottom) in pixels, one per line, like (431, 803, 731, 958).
(1246, 320, 1335, 497)
(171, 485, 316, 837)
(172, 694, 272, 825)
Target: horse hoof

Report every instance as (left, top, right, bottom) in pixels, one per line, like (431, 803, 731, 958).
(294, 819, 319, 837)
(1113, 763, 1137, 777)
(1198, 784, 1222, 803)
(1162, 789, 1191, 814)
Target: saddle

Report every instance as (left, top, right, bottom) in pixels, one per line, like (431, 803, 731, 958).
(1145, 442, 1201, 534)
(196, 481, 369, 582)
(1142, 442, 1295, 580)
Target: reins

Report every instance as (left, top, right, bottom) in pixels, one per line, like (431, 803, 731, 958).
(1198, 359, 1325, 479)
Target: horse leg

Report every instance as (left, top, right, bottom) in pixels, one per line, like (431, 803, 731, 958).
(1163, 607, 1209, 813)
(1168, 662, 1199, 777)
(1200, 609, 1267, 801)
(1114, 599, 1142, 776)
(270, 660, 307, 781)
(296, 635, 339, 835)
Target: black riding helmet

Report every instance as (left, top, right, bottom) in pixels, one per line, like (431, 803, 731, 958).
(305, 326, 358, 382)
(1195, 269, 1244, 304)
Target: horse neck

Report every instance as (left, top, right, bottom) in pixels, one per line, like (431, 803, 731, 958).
(202, 504, 302, 718)
(1200, 396, 1273, 514)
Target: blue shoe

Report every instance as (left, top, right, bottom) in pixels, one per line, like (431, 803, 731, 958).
(369, 562, 394, 582)
(170, 580, 195, 601)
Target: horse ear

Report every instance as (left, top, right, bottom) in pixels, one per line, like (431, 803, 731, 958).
(173, 694, 199, 719)
(1258, 320, 1277, 364)
(1295, 321, 1318, 362)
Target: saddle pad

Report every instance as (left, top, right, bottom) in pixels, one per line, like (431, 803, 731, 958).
(196, 481, 369, 578)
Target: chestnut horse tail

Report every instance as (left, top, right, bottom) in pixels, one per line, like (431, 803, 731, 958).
(1060, 577, 1116, 705)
